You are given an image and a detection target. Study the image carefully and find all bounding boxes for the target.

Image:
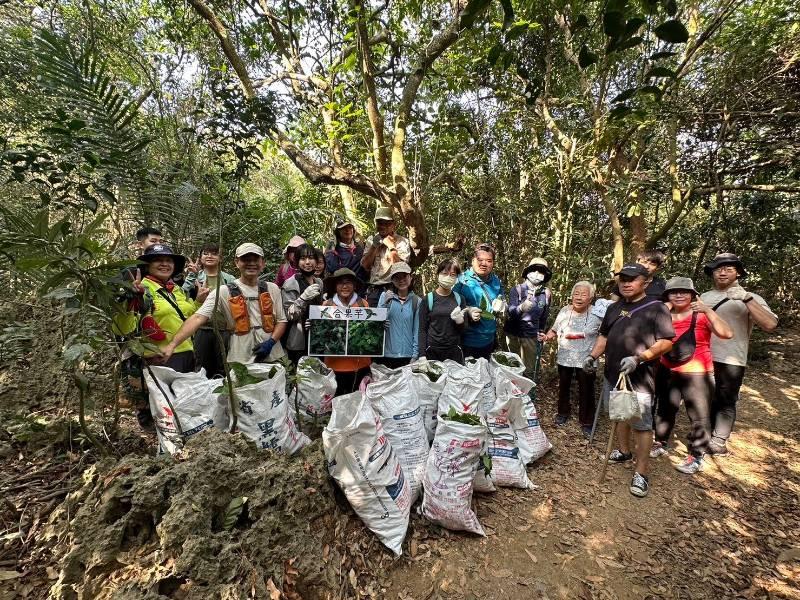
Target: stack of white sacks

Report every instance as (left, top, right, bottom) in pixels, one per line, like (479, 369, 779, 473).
(322, 352, 552, 556)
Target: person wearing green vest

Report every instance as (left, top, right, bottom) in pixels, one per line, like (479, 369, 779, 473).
(130, 244, 208, 373)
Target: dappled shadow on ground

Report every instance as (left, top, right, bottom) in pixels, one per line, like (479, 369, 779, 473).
(382, 331, 800, 600)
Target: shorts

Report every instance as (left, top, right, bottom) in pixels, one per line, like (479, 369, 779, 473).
(601, 378, 653, 432)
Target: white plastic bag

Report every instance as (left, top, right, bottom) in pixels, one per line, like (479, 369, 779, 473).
(483, 397, 534, 489)
(489, 351, 525, 378)
(145, 367, 223, 455)
(608, 374, 642, 421)
(465, 357, 495, 416)
(439, 360, 484, 415)
(422, 414, 487, 535)
(292, 356, 337, 421)
(365, 370, 428, 502)
(323, 392, 412, 556)
(369, 362, 403, 381)
(409, 360, 447, 444)
(494, 368, 552, 465)
(234, 363, 311, 455)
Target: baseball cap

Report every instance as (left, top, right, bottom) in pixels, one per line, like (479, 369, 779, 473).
(235, 243, 264, 258)
(614, 263, 649, 278)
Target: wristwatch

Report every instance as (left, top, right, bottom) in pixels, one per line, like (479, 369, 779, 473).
(743, 296, 754, 304)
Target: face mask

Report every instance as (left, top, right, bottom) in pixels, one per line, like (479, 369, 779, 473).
(527, 271, 545, 286)
(438, 274, 457, 289)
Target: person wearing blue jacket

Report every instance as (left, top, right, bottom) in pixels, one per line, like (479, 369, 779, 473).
(377, 262, 420, 368)
(454, 243, 506, 359)
(506, 258, 553, 379)
(324, 218, 367, 294)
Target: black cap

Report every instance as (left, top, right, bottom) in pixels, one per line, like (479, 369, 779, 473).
(614, 263, 649, 278)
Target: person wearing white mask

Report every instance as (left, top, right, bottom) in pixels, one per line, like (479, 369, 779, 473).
(506, 258, 553, 379)
(418, 258, 469, 363)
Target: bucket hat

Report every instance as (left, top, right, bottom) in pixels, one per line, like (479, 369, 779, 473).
(137, 244, 187, 274)
(374, 207, 395, 222)
(325, 268, 364, 297)
(662, 276, 699, 300)
(522, 257, 552, 282)
(614, 263, 650, 278)
(703, 253, 747, 278)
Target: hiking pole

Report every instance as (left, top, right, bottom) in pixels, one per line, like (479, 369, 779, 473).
(589, 383, 603, 446)
(529, 340, 544, 402)
(598, 422, 616, 484)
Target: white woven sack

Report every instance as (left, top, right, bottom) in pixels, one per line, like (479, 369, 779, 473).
(422, 415, 487, 535)
(439, 359, 485, 415)
(409, 360, 447, 444)
(292, 356, 337, 421)
(235, 363, 311, 455)
(365, 370, 428, 502)
(323, 392, 412, 556)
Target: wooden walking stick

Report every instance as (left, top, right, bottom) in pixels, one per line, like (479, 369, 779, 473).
(598, 422, 617, 484)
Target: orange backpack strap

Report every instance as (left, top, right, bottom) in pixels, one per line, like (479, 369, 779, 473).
(227, 280, 276, 335)
(258, 281, 275, 333)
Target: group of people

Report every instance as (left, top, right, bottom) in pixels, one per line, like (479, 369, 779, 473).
(116, 212, 778, 500)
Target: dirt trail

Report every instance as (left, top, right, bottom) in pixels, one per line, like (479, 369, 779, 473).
(382, 331, 800, 600)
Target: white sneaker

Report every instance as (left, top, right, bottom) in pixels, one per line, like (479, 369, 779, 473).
(630, 472, 649, 497)
(649, 442, 669, 458)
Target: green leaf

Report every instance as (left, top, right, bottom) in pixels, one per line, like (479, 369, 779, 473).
(638, 85, 664, 99)
(603, 11, 626, 37)
(625, 17, 646, 35)
(650, 51, 678, 60)
(609, 36, 644, 52)
(609, 105, 633, 120)
(488, 43, 504, 65)
(480, 454, 493, 475)
(223, 496, 248, 530)
(499, 0, 514, 30)
(654, 19, 689, 43)
(578, 45, 599, 69)
(645, 66, 677, 78)
(665, 0, 678, 16)
(63, 343, 93, 363)
(573, 14, 589, 30)
(507, 21, 530, 40)
(611, 88, 638, 103)
(460, 0, 493, 29)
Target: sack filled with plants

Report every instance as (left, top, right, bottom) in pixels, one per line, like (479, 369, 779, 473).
(232, 363, 311, 455)
(145, 366, 225, 455)
(422, 409, 488, 535)
(292, 356, 337, 421)
(365, 369, 428, 502)
(409, 360, 447, 444)
(323, 392, 412, 556)
(464, 356, 495, 416)
(438, 359, 484, 415)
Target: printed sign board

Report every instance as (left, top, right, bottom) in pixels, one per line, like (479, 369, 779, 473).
(308, 305, 386, 357)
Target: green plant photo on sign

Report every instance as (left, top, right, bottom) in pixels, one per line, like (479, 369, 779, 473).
(347, 320, 385, 356)
(309, 319, 347, 355)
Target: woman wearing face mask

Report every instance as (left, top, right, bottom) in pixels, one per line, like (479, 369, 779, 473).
(377, 262, 420, 368)
(282, 244, 324, 365)
(506, 258, 553, 379)
(544, 281, 603, 436)
(418, 258, 468, 363)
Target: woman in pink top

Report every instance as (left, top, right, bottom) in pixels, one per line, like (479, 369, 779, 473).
(275, 235, 306, 287)
(652, 277, 733, 474)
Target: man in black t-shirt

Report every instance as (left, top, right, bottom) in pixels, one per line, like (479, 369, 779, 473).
(585, 263, 675, 497)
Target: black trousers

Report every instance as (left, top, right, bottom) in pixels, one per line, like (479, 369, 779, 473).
(194, 329, 230, 378)
(334, 367, 370, 396)
(424, 345, 464, 364)
(462, 340, 495, 361)
(557, 365, 596, 426)
(710, 361, 746, 443)
(655, 371, 714, 457)
(374, 356, 412, 369)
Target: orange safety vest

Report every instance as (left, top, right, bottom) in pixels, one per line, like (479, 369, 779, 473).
(227, 281, 275, 336)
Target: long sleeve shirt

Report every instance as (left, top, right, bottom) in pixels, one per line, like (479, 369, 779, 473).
(418, 291, 465, 356)
(505, 282, 551, 338)
(378, 291, 420, 359)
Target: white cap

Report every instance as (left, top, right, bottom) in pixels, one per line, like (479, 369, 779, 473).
(235, 242, 264, 258)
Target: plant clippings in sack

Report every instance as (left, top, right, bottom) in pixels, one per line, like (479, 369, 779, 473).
(441, 407, 483, 426)
(492, 353, 522, 368)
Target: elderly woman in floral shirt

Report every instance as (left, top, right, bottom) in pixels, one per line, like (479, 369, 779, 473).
(544, 281, 603, 437)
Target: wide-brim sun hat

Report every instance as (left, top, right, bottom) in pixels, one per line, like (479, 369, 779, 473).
(522, 257, 553, 282)
(325, 267, 364, 297)
(662, 276, 699, 300)
(703, 253, 747, 278)
(137, 244, 187, 274)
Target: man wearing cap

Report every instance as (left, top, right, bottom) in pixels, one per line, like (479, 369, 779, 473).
(506, 258, 553, 378)
(360, 207, 412, 307)
(585, 263, 675, 497)
(454, 243, 506, 359)
(160, 243, 288, 366)
(699, 253, 778, 455)
(324, 217, 367, 291)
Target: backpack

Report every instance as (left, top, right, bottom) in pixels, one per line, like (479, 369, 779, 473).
(426, 291, 462, 311)
(664, 311, 698, 364)
(227, 280, 275, 335)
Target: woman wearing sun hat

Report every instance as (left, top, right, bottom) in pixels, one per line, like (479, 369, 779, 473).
(652, 276, 733, 474)
(132, 243, 208, 372)
(506, 258, 553, 378)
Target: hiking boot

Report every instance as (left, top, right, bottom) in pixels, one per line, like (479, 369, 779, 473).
(650, 441, 669, 458)
(675, 455, 704, 474)
(581, 425, 593, 439)
(554, 414, 569, 426)
(630, 472, 649, 497)
(608, 449, 633, 463)
(708, 440, 729, 456)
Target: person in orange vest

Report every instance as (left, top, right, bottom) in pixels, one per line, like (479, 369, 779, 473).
(160, 243, 288, 367)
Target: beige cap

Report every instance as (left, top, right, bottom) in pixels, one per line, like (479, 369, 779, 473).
(389, 262, 412, 277)
(374, 206, 395, 222)
(235, 242, 264, 258)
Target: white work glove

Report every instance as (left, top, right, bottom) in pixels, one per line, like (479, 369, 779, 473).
(467, 307, 482, 322)
(619, 356, 639, 375)
(491, 297, 507, 314)
(519, 299, 534, 313)
(726, 285, 748, 301)
(582, 356, 597, 373)
(450, 306, 465, 324)
(300, 283, 321, 301)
